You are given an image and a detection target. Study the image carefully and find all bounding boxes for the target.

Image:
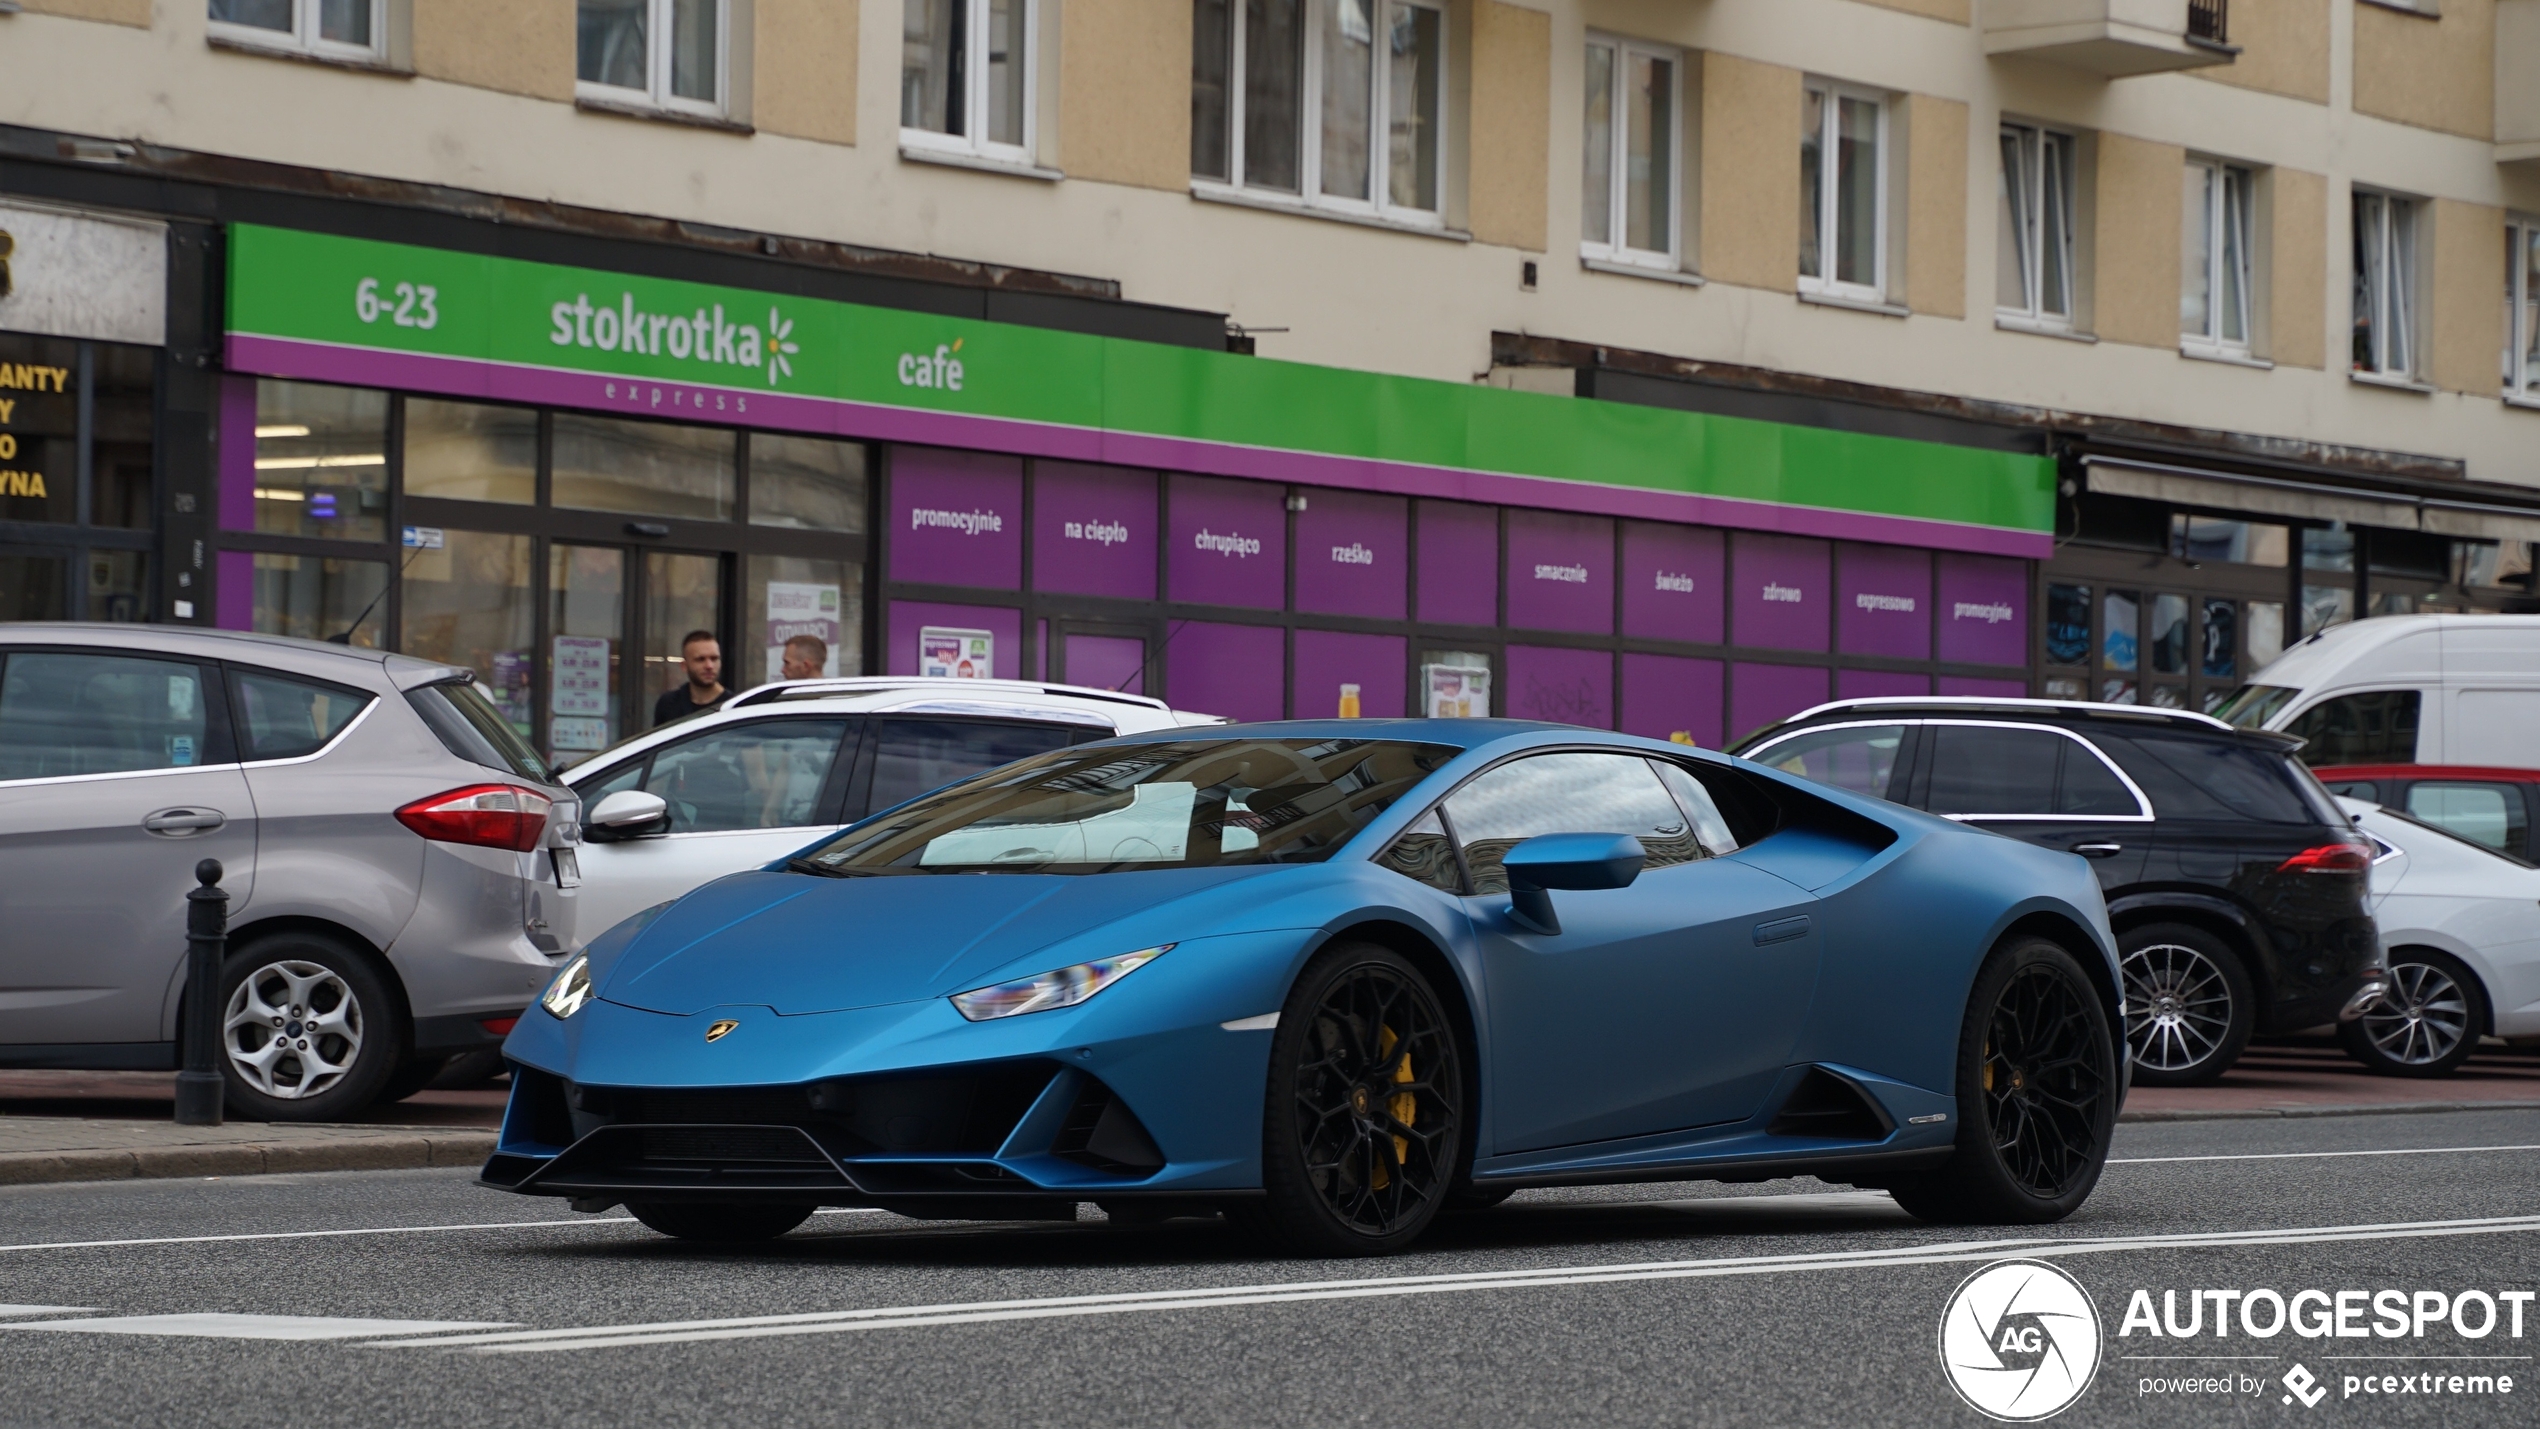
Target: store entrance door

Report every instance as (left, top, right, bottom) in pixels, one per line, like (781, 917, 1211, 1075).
(543, 542, 729, 763)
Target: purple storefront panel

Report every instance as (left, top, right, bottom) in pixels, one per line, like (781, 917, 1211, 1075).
(1837, 543, 1932, 659)
(1294, 630, 1407, 719)
(1731, 534, 1830, 653)
(1506, 510, 1613, 634)
(1938, 553, 2030, 666)
(886, 600, 1024, 678)
(1939, 675, 2029, 698)
(1416, 500, 1498, 626)
(1837, 668, 1931, 700)
(1166, 620, 1285, 722)
(1730, 663, 1830, 745)
(1034, 462, 1156, 599)
(219, 375, 257, 533)
(1064, 634, 1147, 694)
(1507, 645, 1612, 728)
(216, 549, 254, 630)
(1294, 489, 1406, 620)
(888, 447, 1022, 589)
(1168, 474, 1286, 610)
(1620, 521, 1723, 644)
(1620, 653, 1723, 747)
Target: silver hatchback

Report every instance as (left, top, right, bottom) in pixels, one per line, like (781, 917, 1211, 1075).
(0, 625, 579, 1120)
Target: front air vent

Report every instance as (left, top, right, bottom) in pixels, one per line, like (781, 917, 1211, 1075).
(1050, 1082, 1166, 1175)
(1766, 1068, 1894, 1143)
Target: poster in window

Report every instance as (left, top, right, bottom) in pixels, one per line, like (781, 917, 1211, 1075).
(550, 634, 612, 752)
(765, 581, 842, 681)
(1424, 662, 1489, 718)
(920, 625, 994, 680)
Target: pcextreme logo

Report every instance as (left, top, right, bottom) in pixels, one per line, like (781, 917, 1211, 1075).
(1940, 1260, 2104, 1421)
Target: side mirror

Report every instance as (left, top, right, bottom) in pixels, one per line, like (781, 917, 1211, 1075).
(585, 789, 671, 842)
(1500, 832, 1645, 935)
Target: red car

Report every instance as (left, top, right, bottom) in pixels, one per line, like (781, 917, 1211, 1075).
(2310, 766, 2540, 864)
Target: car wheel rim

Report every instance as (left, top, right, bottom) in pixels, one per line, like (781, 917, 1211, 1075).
(223, 960, 364, 1100)
(1981, 964, 2109, 1199)
(1292, 965, 1459, 1238)
(2120, 943, 2234, 1073)
(2358, 962, 2470, 1066)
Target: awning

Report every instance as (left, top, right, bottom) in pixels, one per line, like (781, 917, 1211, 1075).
(2083, 456, 2540, 544)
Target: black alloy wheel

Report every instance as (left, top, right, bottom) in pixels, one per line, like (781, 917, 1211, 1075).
(2339, 950, 2486, 1078)
(2119, 922, 2256, 1087)
(626, 1202, 816, 1242)
(1888, 938, 2117, 1226)
(1245, 942, 1465, 1256)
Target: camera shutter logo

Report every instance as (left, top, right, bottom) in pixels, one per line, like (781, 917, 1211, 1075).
(1939, 1259, 2103, 1421)
(0, 229, 14, 300)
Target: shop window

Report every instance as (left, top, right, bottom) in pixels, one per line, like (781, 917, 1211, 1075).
(210, 0, 385, 62)
(254, 380, 389, 541)
(748, 434, 868, 533)
(2510, 220, 2540, 401)
(903, 0, 1036, 164)
(2170, 514, 2286, 566)
(1581, 35, 1683, 273)
(550, 412, 734, 521)
(401, 530, 536, 741)
(92, 346, 155, 531)
(1190, 0, 1446, 223)
(2182, 158, 2255, 357)
(578, 0, 726, 117)
(2300, 526, 2356, 636)
(250, 551, 386, 648)
(2284, 690, 2420, 766)
(549, 545, 627, 758)
(1, 334, 77, 527)
(2246, 600, 2286, 669)
(2352, 190, 2421, 380)
(1998, 122, 2076, 329)
(747, 555, 862, 687)
(1800, 80, 1888, 305)
(1420, 648, 1492, 718)
(0, 333, 153, 621)
(404, 400, 536, 506)
(87, 551, 147, 624)
(2199, 599, 2237, 681)
(2147, 593, 2190, 676)
(0, 555, 67, 622)
(2100, 589, 2139, 676)
(2045, 583, 2090, 668)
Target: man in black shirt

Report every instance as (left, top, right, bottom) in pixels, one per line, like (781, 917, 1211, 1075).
(652, 629, 728, 727)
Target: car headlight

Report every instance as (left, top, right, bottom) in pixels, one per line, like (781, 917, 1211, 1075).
(540, 954, 595, 1020)
(949, 945, 1174, 1022)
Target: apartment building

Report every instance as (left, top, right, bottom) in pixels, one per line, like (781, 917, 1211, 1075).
(0, 0, 2532, 752)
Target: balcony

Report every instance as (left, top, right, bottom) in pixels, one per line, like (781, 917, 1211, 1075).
(1981, 0, 2240, 77)
(2504, 0, 2540, 165)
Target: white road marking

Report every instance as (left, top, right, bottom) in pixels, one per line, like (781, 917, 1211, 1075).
(2110, 1143, 2540, 1166)
(366, 1213, 2540, 1355)
(0, 1305, 90, 1317)
(0, 1207, 890, 1256)
(11, 1314, 515, 1341)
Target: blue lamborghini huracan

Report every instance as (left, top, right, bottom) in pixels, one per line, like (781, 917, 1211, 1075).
(487, 721, 2125, 1254)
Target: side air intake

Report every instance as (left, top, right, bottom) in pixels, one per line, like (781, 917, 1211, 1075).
(1766, 1067, 1894, 1143)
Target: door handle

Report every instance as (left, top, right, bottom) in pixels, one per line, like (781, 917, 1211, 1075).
(1753, 915, 1811, 946)
(142, 808, 226, 836)
(2071, 842, 2124, 859)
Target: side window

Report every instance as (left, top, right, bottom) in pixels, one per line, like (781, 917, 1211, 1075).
(1652, 760, 1740, 853)
(1923, 725, 2063, 817)
(577, 758, 648, 807)
(867, 718, 1081, 814)
(646, 719, 848, 833)
(0, 651, 218, 780)
(2405, 782, 2529, 855)
(2059, 740, 2143, 817)
(2284, 690, 2420, 766)
(1444, 751, 1699, 895)
(229, 669, 374, 762)
(2097, 735, 2316, 824)
(1373, 809, 1463, 893)
(1748, 724, 1906, 800)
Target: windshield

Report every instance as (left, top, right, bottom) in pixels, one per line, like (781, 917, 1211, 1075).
(791, 737, 1457, 876)
(2213, 684, 2299, 729)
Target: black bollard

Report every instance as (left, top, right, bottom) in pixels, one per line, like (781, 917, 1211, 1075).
(174, 859, 229, 1126)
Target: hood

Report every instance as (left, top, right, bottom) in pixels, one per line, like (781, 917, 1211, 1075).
(598, 864, 1286, 1015)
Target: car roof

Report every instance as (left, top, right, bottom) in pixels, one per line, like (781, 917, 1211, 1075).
(726, 675, 1182, 714)
(2312, 764, 2540, 783)
(1746, 696, 2301, 751)
(1061, 717, 1697, 755)
(0, 621, 468, 689)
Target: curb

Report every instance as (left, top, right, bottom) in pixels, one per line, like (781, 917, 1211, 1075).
(2119, 1100, 2540, 1124)
(0, 1131, 498, 1187)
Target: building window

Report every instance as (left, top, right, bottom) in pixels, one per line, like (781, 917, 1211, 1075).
(208, 0, 383, 59)
(1800, 81, 1887, 303)
(2183, 158, 2255, 356)
(1190, 0, 1447, 222)
(2508, 219, 2540, 401)
(577, 0, 725, 116)
(2352, 190, 2421, 379)
(1997, 123, 2075, 328)
(902, 0, 1035, 162)
(1581, 36, 1680, 270)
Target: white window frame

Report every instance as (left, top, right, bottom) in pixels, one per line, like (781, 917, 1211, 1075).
(1579, 33, 1684, 273)
(575, 0, 730, 119)
(208, 0, 386, 62)
(2507, 216, 2540, 404)
(1799, 79, 1890, 306)
(2182, 156, 2256, 358)
(1193, 0, 1449, 229)
(2352, 188, 2423, 382)
(1997, 121, 2077, 330)
(899, 0, 1040, 166)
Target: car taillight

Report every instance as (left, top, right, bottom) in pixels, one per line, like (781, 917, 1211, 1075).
(2277, 840, 2372, 875)
(396, 784, 553, 852)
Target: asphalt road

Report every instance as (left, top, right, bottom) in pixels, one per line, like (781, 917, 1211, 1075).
(0, 1109, 2534, 1428)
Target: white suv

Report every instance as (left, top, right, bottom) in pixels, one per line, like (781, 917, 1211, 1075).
(563, 677, 1221, 939)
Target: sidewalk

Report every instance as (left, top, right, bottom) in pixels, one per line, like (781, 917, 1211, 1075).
(2120, 1037, 2540, 1122)
(0, 1070, 502, 1187)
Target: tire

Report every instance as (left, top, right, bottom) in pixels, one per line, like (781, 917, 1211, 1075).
(2339, 950, 2486, 1078)
(627, 1202, 815, 1242)
(2119, 922, 2255, 1087)
(374, 1056, 451, 1105)
(1252, 941, 1466, 1257)
(215, 933, 408, 1123)
(1888, 938, 2119, 1226)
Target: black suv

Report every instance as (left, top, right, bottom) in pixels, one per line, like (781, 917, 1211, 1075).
(1733, 698, 2386, 1085)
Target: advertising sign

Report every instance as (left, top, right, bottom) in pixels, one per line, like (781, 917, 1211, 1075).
(549, 634, 612, 752)
(1424, 662, 1491, 718)
(765, 581, 842, 681)
(919, 626, 994, 680)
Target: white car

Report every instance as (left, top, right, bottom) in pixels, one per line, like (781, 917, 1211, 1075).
(563, 678, 1221, 940)
(2337, 795, 2540, 1076)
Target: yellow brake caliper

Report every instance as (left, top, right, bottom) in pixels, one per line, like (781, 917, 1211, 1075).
(1368, 1024, 1416, 1190)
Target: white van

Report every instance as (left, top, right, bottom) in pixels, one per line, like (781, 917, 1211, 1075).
(2216, 615, 2540, 768)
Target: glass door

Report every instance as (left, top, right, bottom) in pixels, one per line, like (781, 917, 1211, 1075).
(642, 550, 727, 718)
(549, 544, 627, 761)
